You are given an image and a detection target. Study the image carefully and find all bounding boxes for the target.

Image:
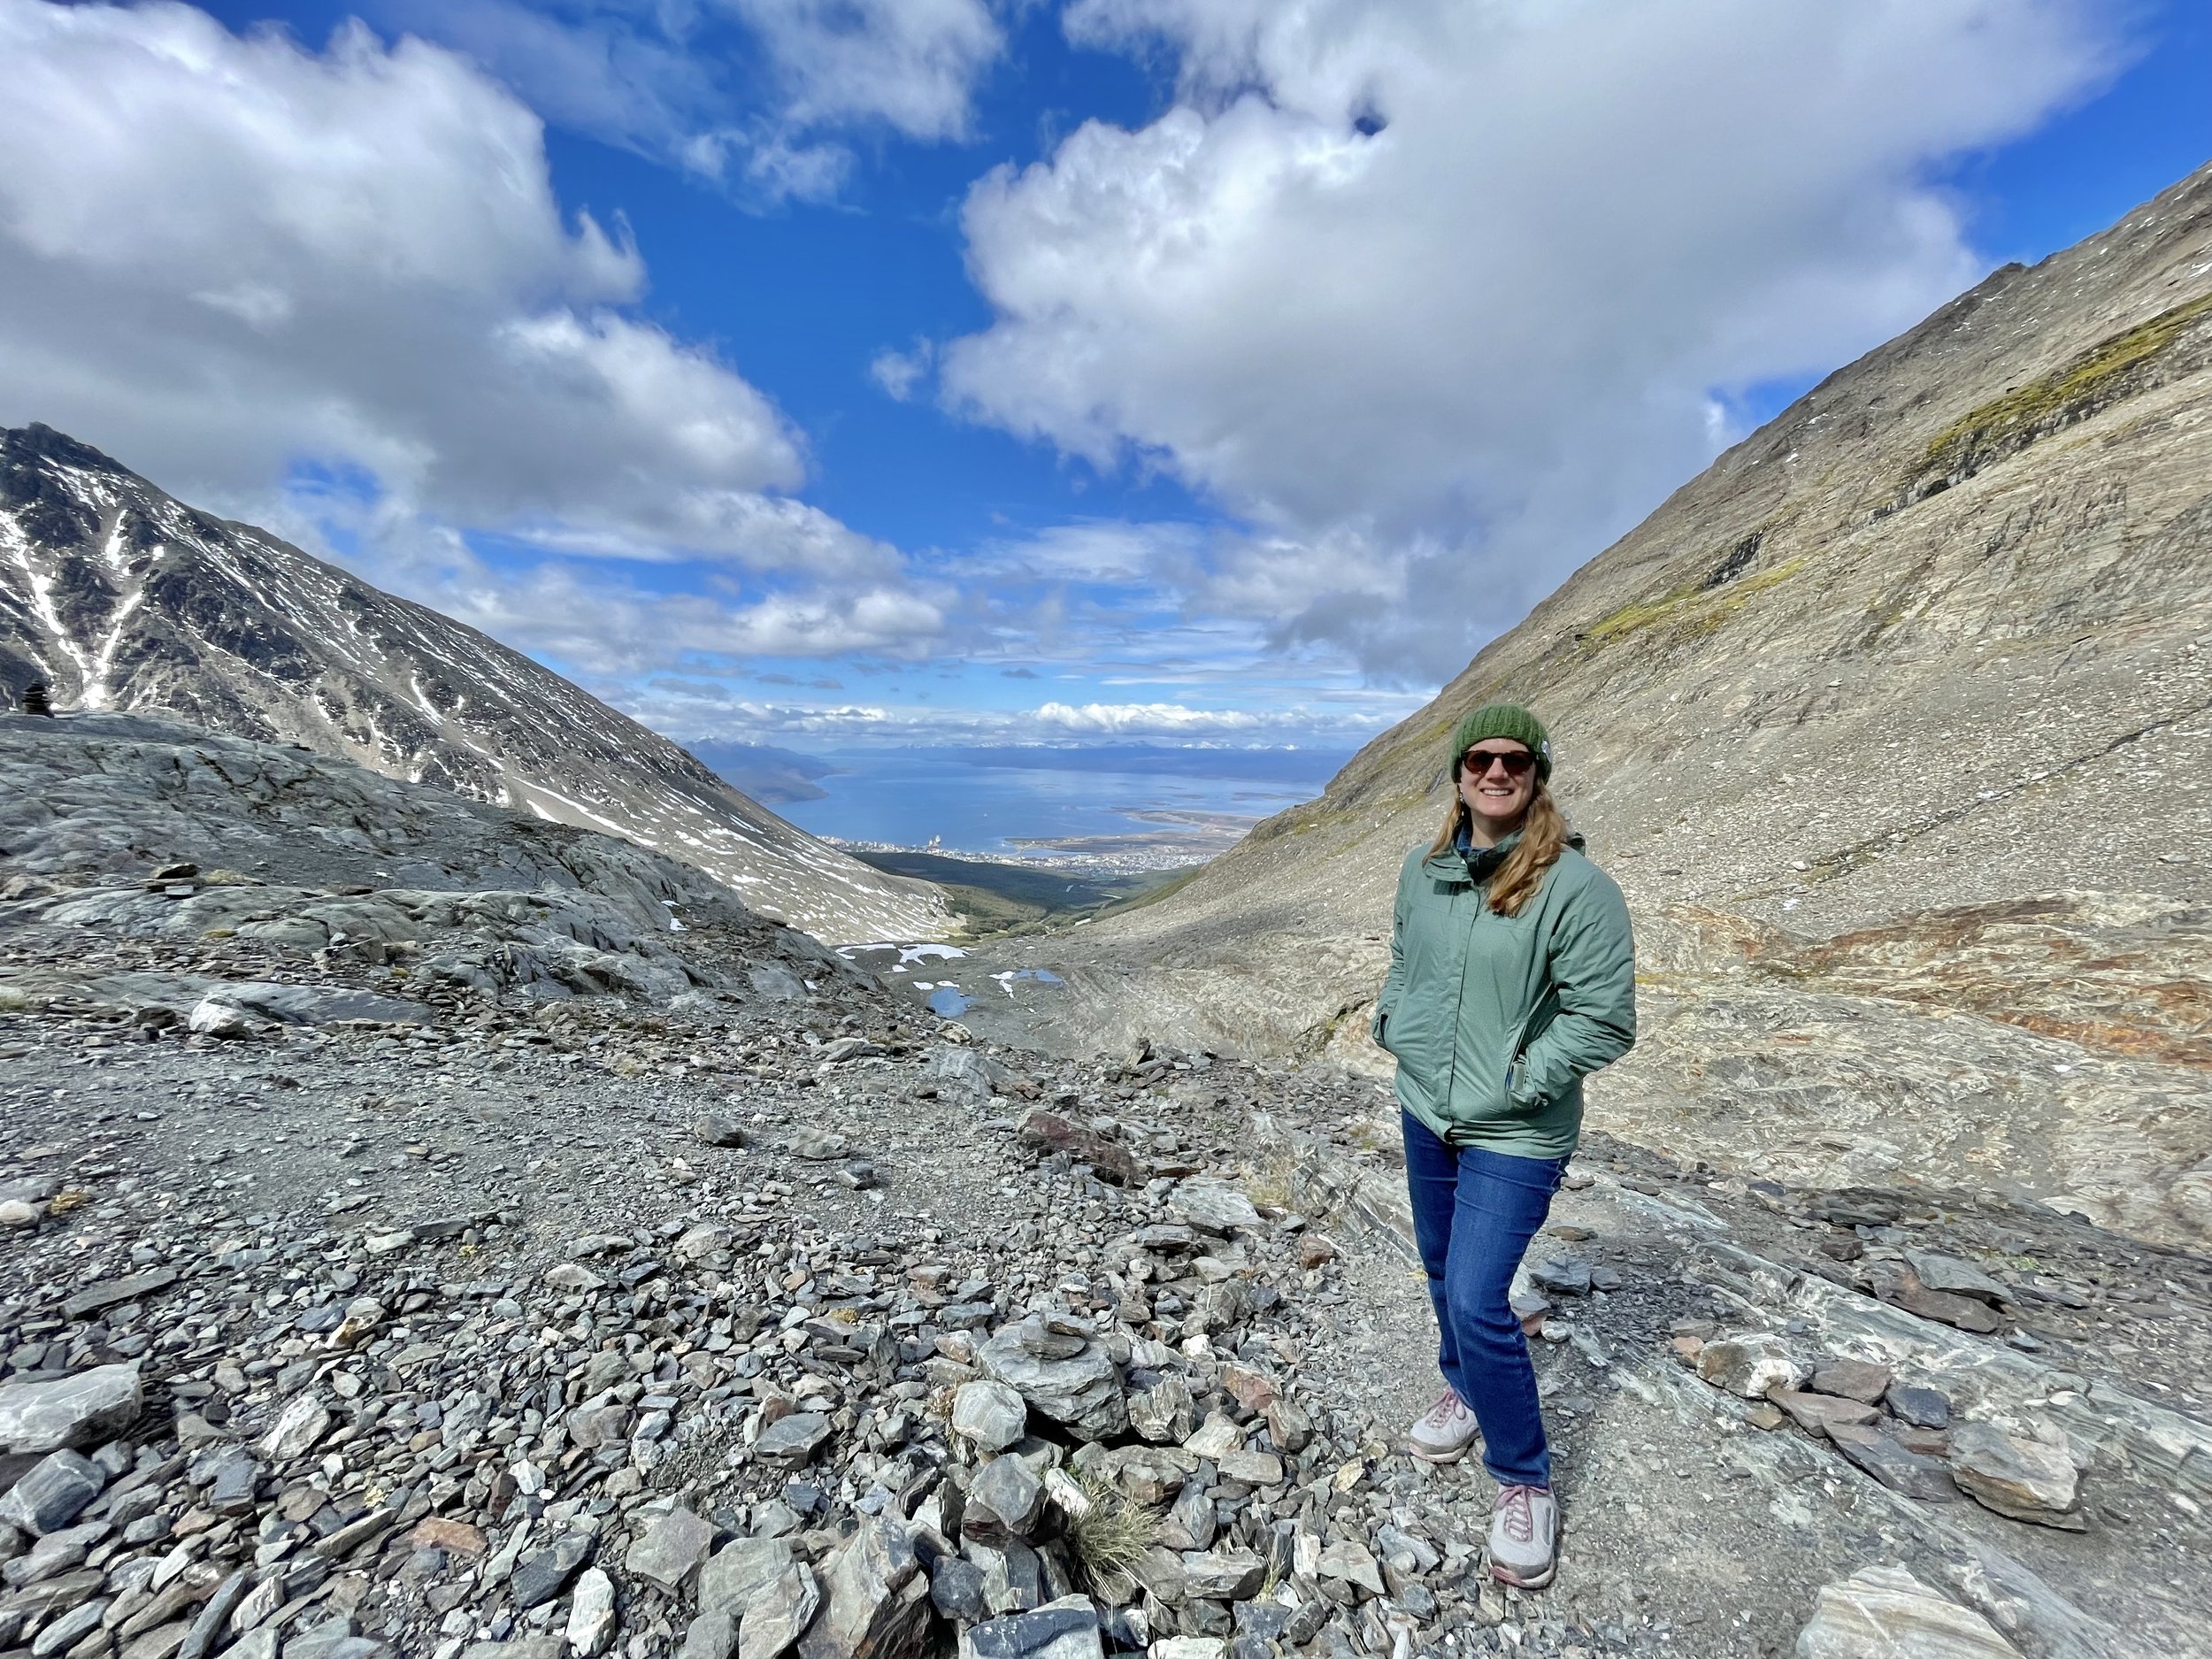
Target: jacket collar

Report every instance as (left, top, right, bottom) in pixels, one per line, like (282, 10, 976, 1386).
(1421, 824, 1586, 884)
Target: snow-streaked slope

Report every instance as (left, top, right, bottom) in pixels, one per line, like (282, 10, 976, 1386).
(0, 425, 949, 944)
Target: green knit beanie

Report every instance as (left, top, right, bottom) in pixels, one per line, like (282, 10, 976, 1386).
(1449, 703, 1553, 781)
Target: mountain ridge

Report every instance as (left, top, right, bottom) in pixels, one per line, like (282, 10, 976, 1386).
(0, 424, 949, 944)
(971, 158, 2212, 1245)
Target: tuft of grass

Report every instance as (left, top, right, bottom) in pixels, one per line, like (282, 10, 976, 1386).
(1064, 1470, 1158, 1591)
(1241, 1150, 1297, 1212)
(1916, 290, 2212, 487)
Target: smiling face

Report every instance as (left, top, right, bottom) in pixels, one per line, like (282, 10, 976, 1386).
(1457, 741, 1538, 838)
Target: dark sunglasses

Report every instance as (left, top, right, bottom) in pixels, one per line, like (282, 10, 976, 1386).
(1459, 748, 1535, 778)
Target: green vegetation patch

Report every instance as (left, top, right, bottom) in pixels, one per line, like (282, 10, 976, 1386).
(1917, 289, 2212, 488)
(847, 847, 1194, 935)
(1579, 556, 1806, 653)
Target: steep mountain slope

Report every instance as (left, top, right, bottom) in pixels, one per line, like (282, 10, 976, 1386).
(0, 425, 947, 943)
(987, 161, 2212, 1244)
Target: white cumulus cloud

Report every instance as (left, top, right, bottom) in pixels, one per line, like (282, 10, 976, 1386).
(380, 0, 1003, 198)
(0, 0, 939, 629)
(941, 0, 2127, 679)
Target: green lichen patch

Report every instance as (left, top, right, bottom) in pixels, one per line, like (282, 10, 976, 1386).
(1916, 289, 2212, 489)
(1578, 557, 1806, 653)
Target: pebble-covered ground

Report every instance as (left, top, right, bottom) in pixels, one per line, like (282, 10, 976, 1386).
(4, 906, 2209, 1659)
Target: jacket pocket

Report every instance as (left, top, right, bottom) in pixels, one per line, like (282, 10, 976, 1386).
(1440, 1012, 1529, 1128)
(1381, 996, 1443, 1100)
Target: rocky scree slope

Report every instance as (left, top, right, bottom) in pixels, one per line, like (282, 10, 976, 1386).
(978, 162, 2212, 1247)
(0, 426, 946, 945)
(3, 861, 2209, 1658)
(0, 711, 862, 1016)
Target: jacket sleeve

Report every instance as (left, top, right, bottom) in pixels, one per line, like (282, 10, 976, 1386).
(1371, 854, 1413, 1045)
(1508, 870, 1636, 1107)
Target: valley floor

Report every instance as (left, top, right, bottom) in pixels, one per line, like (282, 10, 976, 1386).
(3, 916, 2208, 1659)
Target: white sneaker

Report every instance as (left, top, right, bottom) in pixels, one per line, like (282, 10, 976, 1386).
(1407, 1386, 1480, 1463)
(1488, 1483, 1561, 1588)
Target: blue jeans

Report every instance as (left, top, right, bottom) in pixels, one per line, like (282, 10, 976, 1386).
(1402, 1110, 1564, 1488)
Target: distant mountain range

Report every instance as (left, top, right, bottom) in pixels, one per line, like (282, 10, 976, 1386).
(0, 424, 947, 944)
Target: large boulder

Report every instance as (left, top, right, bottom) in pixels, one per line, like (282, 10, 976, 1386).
(0, 1364, 142, 1455)
(976, 1324, 1127, 1440)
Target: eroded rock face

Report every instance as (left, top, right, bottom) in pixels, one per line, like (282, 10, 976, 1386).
(0, 714, 863, 1010)
(1793, 1564, 2022, 1659)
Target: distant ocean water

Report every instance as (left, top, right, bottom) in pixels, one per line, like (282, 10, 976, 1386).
(774, 744, 1352, 855)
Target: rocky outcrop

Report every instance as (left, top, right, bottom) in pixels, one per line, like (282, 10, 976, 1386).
(973, 162, 2212, 1244)
(0, 711, 858, 1013)
(0, 428, 947, 944)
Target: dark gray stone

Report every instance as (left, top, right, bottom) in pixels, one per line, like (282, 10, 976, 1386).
(510, 1531, 594, 1609)
(963, 1596, 1102, 1659)
(1826, 1424, 1959, 1502)
(0, 1450, 103, 1535)
(931, 1556, 989, 1624)
(1885, 1383, 1952, 1429)
(965, 1455, 1045, 1540)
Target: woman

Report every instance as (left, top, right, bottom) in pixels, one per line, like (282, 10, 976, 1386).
(1371, 702, 1636, 1590)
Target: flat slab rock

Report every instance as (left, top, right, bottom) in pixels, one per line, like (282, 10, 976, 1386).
(0, 1364, 142, 1455)
(1948, 1422, 2085, 1528)
(755, 1411, 833, 1463)
(1826, 1424, 1959, 1503)
(1793, 1563, 2022, 1658)
(960, 1594, 1102, 1659)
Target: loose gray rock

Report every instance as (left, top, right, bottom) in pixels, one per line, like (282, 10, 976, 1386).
(0, 1449, 103, 1535)
(699, 1538, 791, 1615)
(1808, 1359, 1893, 1403)
(510, 1532, 594, 1609)
(1885, 1382, 1952, 1429)
(977, 1325, 1127, 1440)
(739, 1557, 820, 1659)
(951, 1381, 1028, 1453)
(1167, 1179, 1261, 1235)
(567, 1566, 618, 1657)
(756, 1411, 833, 1464)
(0, 1365, 142, 1455)
(786, 1128, 852, 1161)
(1949, 1423, 2084, 1528)
(626, 1506, 715, 1592)
(966, 1455, 1046, 1540)
(797, 1520, 930, 1659)
(962, 1595, 1103, 1659)
(1825, 1425, 1959, 1502)
(693, 1112, 750, 1148)
(1904, 1250, 2011, 1305)
(681, 1609, 740, 1659)
(1530, 1256, 1593, 1296)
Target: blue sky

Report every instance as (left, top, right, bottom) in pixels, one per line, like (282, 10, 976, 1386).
(3, 0, 2208, 760)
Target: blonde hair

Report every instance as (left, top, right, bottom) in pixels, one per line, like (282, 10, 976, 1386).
(1426, 780, 1570, 918)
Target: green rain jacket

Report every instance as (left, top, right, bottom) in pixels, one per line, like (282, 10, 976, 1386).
(1371, 833, 1637, 1158)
